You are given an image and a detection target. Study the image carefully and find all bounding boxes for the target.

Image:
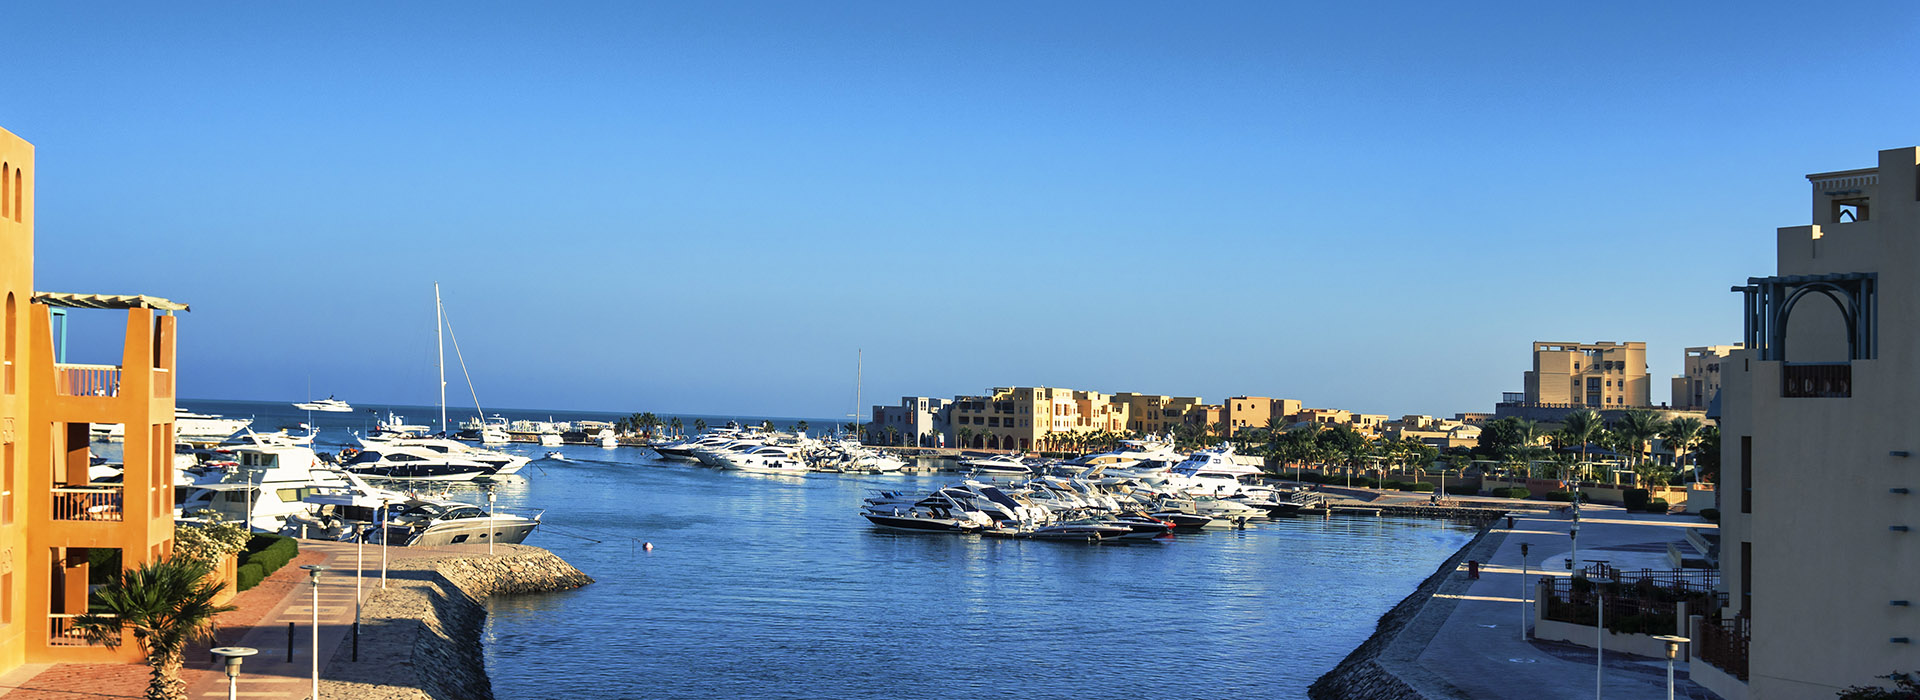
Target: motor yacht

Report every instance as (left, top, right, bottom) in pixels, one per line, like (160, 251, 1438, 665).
(718, 444, 810, 475)
(95, 407, 253, 444)
(338, 445, 499, 481)
(354, 435, 529, 477)
(294, 471, 542, 546)
(292, 396, 353, 412)
(175, 443, 348, 533)
(961, 454, 1033, 476)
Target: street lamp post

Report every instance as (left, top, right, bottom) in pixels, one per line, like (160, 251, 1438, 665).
(487, 490, 497, 555)
(1653, 635, 1690, 700)
(1518, 542, 1531, 642)
(378, 498, 391, 589)
(210, 647, 257, 700)
(1569, 523, 1580, 573)
(300, 565, 330, 700)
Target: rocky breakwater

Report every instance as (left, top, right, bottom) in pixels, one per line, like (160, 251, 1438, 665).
(322, 544, 594, 700)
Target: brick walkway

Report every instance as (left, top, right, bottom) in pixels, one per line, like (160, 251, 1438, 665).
(0, 540, 417, 700)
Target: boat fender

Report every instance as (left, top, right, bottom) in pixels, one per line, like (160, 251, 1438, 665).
(642, 542, 653, 551)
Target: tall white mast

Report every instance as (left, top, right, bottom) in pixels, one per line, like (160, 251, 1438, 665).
(854, 349, 862, 439)
(435, 283, 447, 435)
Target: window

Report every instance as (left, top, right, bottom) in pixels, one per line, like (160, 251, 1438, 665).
(1740, 435, 1752, 513)
(1, 572, 10, 626)
(0, 161, 7, 217)
(1, 441, 10, 525)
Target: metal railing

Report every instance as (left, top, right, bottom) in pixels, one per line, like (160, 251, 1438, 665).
(1538, 575, 1714, 636)
(51, 486, 124, 522)
(1580, 564, 1720, 595)
(1783, 362, 1850, 398)
(54, 364, 121, 397)
(48, 613, 114, 646)
(1697, 614, 1750, 681)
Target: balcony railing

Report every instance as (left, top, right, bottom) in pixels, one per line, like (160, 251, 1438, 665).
(48, 613, 114, 647)
(51, 487, 124, 522)
(1782, 362, 1851, 398)
(54, 364, 121, 397)
(1697, 614, 1750, 681)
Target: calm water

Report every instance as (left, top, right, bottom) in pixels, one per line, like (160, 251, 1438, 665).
(180, 399, 1478, 699)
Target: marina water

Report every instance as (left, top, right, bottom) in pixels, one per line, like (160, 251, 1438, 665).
(186, 400, 1478, 699)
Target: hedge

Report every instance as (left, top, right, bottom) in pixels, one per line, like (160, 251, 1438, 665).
(1700, 508, 1720, 522)
(236, 562, 266, 592)
(1623, 488, 1651, 511)
(1381, 480, 1407, 491)
(1445, 483, 1479, 496)
(1406, 482, 1436, 493)
(1646, 498, 1671, 513)
(1491, 487, 1531, 499)
(234, 534, 299, 592)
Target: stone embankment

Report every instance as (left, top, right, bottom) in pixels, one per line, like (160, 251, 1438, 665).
(321, 544, 593, 700)
(1308, 520, 1505, 700)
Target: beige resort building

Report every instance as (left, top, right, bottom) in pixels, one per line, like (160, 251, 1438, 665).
(1707, 146, 1920, 699)
(1672, 344, 1742, 411)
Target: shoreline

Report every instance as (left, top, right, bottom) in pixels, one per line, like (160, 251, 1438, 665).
(1308, 516, 1509, 700)
(319, 544, 593, 700)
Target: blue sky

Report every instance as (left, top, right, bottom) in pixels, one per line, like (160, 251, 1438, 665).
(5, 2, 1918, 419)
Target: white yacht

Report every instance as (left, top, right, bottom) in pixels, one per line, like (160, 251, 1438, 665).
(345, 435, 528, 481)
(95, 407, 253, 443)
(961, 454, 1033, 476)
(176, 443, 347, 533)
(292, 397, 353, 413)
(295, 471, 542, 546)
(718, 444, 810, 474)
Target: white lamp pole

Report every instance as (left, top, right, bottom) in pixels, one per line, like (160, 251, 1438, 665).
(300, 565, 329, 700)
(355, 524, 364, 621)
(379, 499, 390, 589)
(1653, 635, 1690, 700)
(487, 490, 497, 555)
(1569, 523, 1580, 573)
(210, 647, 256, 700)
(1518, 542, 1530, 642)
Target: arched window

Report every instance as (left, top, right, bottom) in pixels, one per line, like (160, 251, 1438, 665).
(10, 169, 18, 222)
(3, 292, 14, 395)
(1, 161, 8, 218)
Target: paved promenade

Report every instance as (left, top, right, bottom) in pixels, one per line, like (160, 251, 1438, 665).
(1383, 504, 1723, 699)
(0, 540, 466, 700)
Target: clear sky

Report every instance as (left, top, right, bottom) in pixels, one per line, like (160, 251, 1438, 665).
(5, 2, 1918, 419)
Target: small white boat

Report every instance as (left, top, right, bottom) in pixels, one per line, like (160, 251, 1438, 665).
(962, 454, 1033, 476)
(292, 397, 353, 413)
(544, 451, 567, 462)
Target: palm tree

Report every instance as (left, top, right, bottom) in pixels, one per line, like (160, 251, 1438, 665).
(638, 412, 660, 439)
(796, 420, 809, 435)
(1616, 410, 1668, 468)
(669, 416, 684, 438)
(694, 418, 708, 434)
(72, 558, 237, 700)
(1659, 415, 1704, 482)
(1559, 409, 1602, 478)
(958, 427, 974, 450)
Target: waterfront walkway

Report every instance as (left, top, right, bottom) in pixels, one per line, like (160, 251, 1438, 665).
(0, 540, 468, 700)
(1387, 505, 1721, 700)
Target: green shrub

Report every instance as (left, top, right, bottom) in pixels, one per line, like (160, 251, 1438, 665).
(1647, 498, 1671, 513)
(1543, 490, 1574, 502)
(1623, 488, 1651, 511)
(1351, 477, 1378, 488)
(236, 563, 266, 592)
(1700, 508, 1720, 522)
(1445, 483, 1479, 496)
(1492, 487, 1531, 499)
(1407, 482, 1436, 493)
(238, 534, 299, 578)
(1381, 480, 1407, 491)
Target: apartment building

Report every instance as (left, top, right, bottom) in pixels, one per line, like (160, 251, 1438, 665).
(1672, 344, 1742, 411)
(1112, 392, 1206, 436)
(870, 396, 951, 446)
(0, 126, 182, 671)
(1708, 146, 1920, 699)
(1521, 341, 1650, 408)
(1222, 396, 1302, 436)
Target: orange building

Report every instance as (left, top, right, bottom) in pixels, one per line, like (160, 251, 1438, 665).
(0, 124, 183, 668)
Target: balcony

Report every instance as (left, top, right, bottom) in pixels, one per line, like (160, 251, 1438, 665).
(48, 613, 117, 647)
(54, 364, 121, 397)
(1782, 362, 1850, 398)
(51, 487, 123, 522)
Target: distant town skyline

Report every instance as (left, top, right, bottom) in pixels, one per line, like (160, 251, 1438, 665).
(6, 2, 1919, 419)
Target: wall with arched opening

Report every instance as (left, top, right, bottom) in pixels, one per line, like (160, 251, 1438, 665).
(1781, 291, 1852, 363)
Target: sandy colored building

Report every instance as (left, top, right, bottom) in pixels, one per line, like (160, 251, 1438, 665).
(1521, 341, 1650, 408)
(946, 387, 1133, 451)
(1672, 344, 1742, 411)
(1708, 146, 1920, 699)
(1113, 392, 1206, 436)
(1223, 396, 1301, 435)
(0, 126, 184, 671)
